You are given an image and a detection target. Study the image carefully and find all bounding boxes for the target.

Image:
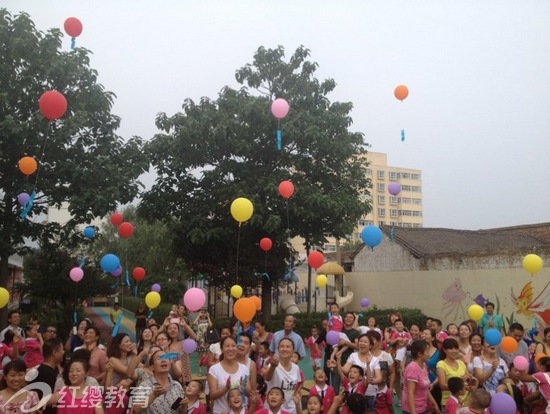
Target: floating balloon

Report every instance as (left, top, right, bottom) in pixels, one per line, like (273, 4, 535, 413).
(326, 331, 340, 346)
(18, 157, 38, 175)
(278, 181, 294, 199)
(17, 193, 30, 206)
(489, 392, 516, 414)
(308, 251, 324, 269)
(259, 238, 273, 252)
(271, 98, 290, 119)
(361, 225, 383, 249)
(513, 355, 529, 371)
(230, 198, 253, 223)
(132, 267, 146, 280)
(145, 291, 161, 309)
(467, 304, 484, 321)
(523, 254, 543, 275)
(151, 283, 161, 293)
(83, 226, 95, 239)
(110, 213, 123, 226)
(182, 338, 197, 354)
(250, 295, 261, 310)
(183, 288, 206, 312)
(233, 298, 256, 323)
(360, 298, 370, 308)
(485, 329, 502, 346)
(111, 267, 122, 277)
(388, 182, 401, 196)
(394, 85, 409, 101)
(64, 17, 83, 37)
(118, 222, 134, 238)
(535, 352, 546, 363)
(500, 336, 518, 353)
(69, 267, 84, 282)
(230, 285, 243, 299)
(0, 288, 9, 309)
(100, 254, 120, 273)
(316, 274, 328, 288)
(39, 91, 67, 121)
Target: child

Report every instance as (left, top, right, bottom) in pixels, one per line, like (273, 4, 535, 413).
(227, 387, 247, 414)
(306, 326, 324, 372)
(446, 323, 459, 340)
(389, 319, 411, 374)
(328, 303, 343, 332)
(445, 377, 466, 414)
(457, 389, 491, 414)
(531, 356, 550, 413)
(432, 319, 449, 348)
(181, 380, 207, 414)
(308, 369, 336, 414)
(495, 380, 523, 414)
(23, 323, 43, 368)
(256, 341, 271, 376)
(252, 387, 291, 414)
(292, 351, 306, 386)
(295, 395, 323, 414)
(375, 368, 394, 414)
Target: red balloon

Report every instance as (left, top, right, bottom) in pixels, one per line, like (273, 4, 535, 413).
(39, 91, 67, 121)
(308, 251, 324, 269)
(118, 222, 134, 238)
(110, 213, 123, 226)
(278, 181, 294, 199)
(64, 17, 83, 37)
(132, 267, 146, 280)
(259, 238, 273, 252)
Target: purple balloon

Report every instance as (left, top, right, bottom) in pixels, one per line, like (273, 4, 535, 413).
(388, 182, 401, 196)
(151, 283, 161, 292)
(326, 331, 340, 346)
(182, 338, 197, 354)
(17, 192, 30, 206)
(489, 392, 515, 414)
(110, 266, 122, 277)
(360, 298, 370, 308)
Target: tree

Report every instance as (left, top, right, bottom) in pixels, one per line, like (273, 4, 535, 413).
(0, 11, 148, 323)
(140, 46, 371, 317)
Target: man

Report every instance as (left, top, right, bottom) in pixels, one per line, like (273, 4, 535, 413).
(109, 300, 122, 333)
(134, 301, 148, 339)
(269, 315, 306, 359)
(41, 325, 58, 342)
(30, 338, 64, 414)
(498, 322, 529, 366)
(0, 310, 24, 342)
(479, 301, 505, 335)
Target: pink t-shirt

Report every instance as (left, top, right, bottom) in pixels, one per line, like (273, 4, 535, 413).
(533, 372, 550, 400)
(445, 396, 460, 414)
(375, 385, 393, 414)
(329, 315, 343, 332)
(307, 336, 324, 359)
(308, 385, 336, 414)
(402, 361, 431, 414)
(24, 337, 44, 368)
(390, 331, 412, 348)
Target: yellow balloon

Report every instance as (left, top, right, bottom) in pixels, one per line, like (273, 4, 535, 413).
(468, 304, 484, 321)
(230, 198, 254, 223)
(0, 288, 9, 309)
(145, 291, 161, 309)
(316, 274, 328, 288)
(523, 254, 543, 275)
(230, 285, 243, 299)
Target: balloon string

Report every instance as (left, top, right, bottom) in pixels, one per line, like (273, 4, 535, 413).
(276, 119, 282, 150)
(71, 37, 76, 49)
(401, 130, 406, 142)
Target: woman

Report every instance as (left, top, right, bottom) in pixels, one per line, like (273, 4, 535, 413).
(458, 323, 472, 359)
(0, 360, 40, 414)
(78, 327, 108, 384)
(403, 340, 441, 414)
(137, 328, 154, 354)
(107, 333, 138, 386)
(409, 324, 421, 341)
(421, 328, 441, 409)
(208, 336, 251, 414)
(192, 310, 213, 376)
(65, 319, 92, 353)
(127, 345, 162, 387)
(436, 338, 469, 407)
(154, 332, 170, 350)
(535, 327, 550, 357)
(253, 320, 273, 347)
(132, 349, 185, 414)
(50, 358, 104, 414)
(473, 340, 508, 394)
(465, 332, 484, 374)
(359, 316, 383, 336)
(384, 311, 403, 344)
(265, 338, 302, 414)
(166, 321, 196, 383)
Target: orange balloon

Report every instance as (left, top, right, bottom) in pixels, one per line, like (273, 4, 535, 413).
(233, 298, 256, 323)
(18, 157, 38, 175)
(250, 296, 261, 311)
(500, 336, 518, 353)
(394, 85, 409, 101)
(535, 352, 547, 363)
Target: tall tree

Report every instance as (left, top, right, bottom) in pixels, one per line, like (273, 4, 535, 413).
(0, 11, 148, 323)
(140, 46, 371, 316)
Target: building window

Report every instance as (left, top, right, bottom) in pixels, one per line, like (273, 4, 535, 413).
(389, 171, 397, 180)
(365, 168, 372, 176)
(377, 170, 385, 179)
(378, 195, 386, 204)
(377, 183, 385, 192)
(379, 220, 386, 225)
(398, 172, 411, 179)
(412, 186, 422, 193)
(412, 173, 421, 180)
(412, 198, 422, 205)
(390, 196, 398, 205)
(401, 185, 411, 191)
(413, 211, 423, 217)
(378, 208, 386, 216)
(324, 245, 336, 252)
(390, 209, 398, 217)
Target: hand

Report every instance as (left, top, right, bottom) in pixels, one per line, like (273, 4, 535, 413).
(334, 391, 346, 408)
(152, 384, 167, 398)
(130, 342, 138, 355)
(180, 396, 189, 408)
(270, 355, 279, 367)
(292, 393, 302, 405)
(225, 377, 231, 391)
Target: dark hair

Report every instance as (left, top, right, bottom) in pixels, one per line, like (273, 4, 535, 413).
(330, 303, 340, 309)
(85, 326, 101, 345)
(410, 323, 421, 332)
(307, 395, 323, 407)
(509, 323, 524, 332)
(387, 311, 403, 325)
(7, 310, 20, 319)
(43, 338, 63, 358)
(62, 359, 90, 386)
(394, 318, 403, 324)
(349, 364, 364, 377)
(344, 312, 356, 321)
(485, 301, 495, 308)
(423, 328, 437, 347)
(501, 382, 523, 412)
(439, 338, 459, 360)
(3, 330, 15, 345)
(259, 341, 270, 350)
(380, 367, 389, 379)
(365, 330, 380, 343)
(107, 333, 130, 358)
(538, 356, 550, 372)
(346, 393, 366, 414)
(469, 332, 483, 345)
(459, 322, 472, 333)
(0, 359, 27, 388)
(267, 386, 285, 399)
(219, 335, 237, 361)
(448, 377, 464, 394)
(187, 379, 204, 392)
(256, 374, 267, 397)
(432, 319, 443, 327)
(544, 327, 550, 337)
(238, 332, 252, 344)
(410, 339, 428, 359)
(446, 323, 457, 332)
(71, 348, 91, 363)
(278, 337, 295, 350)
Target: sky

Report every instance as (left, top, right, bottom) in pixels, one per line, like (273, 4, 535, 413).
(4, 1, 550, 231)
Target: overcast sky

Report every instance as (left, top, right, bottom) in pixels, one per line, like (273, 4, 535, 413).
(5, 1, 550, 231)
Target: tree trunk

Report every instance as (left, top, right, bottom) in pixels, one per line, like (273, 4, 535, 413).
(261, 276, 272, 322)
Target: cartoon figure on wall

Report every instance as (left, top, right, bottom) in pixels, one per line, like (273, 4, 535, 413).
(442, 278, 467, 321)
(512, 280, 550, 330)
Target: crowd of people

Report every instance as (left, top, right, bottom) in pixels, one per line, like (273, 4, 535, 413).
(0, 300, 549, 414)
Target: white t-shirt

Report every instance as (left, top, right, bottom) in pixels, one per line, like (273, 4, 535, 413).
(265, 363, 302, 413)
(472, 356, 508, 394)
(346, 352, 381, 396)
(208, 362, 249, 414)
(358, 326, 383, 336)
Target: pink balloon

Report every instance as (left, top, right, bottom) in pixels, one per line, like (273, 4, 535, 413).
(183, 288, 206, 312)
(513, 355, 529, 371)
(271, 98, 289, 119)
(69, 267, 84, 282)
(182, 338, 197, 353)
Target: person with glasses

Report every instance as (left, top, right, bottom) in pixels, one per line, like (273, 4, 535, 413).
(42, 326, 58, 342)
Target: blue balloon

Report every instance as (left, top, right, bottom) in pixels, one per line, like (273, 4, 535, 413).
(83, 226, 95, 238)
(100, 254, 120, 273)
(361, 225, 383, 248)
(485, 328, 502, 346)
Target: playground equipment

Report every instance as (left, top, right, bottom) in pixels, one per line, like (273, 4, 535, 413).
(279, 294, 300, 314)
(335, 290, 354, 308)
